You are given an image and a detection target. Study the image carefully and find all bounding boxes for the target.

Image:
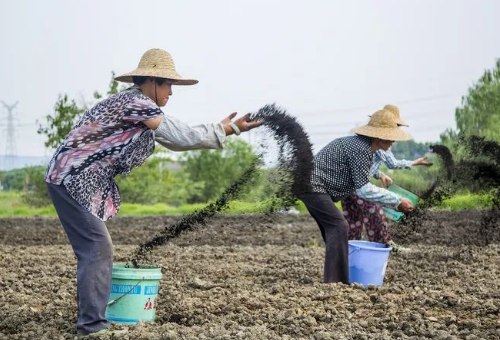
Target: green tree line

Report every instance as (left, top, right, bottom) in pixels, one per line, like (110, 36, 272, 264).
(4, 73, 263, 207)
(440, 59, 500, 147)
(4, 59, 500, 208)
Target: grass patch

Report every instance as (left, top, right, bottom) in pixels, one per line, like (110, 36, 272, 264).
(119, 203, 206, 216)
(0, 191, 495, 218)
(437, 193, 495, 211)
(0, 191, 56, 217)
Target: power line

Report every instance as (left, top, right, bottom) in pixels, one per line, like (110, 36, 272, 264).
(308, 126, 453, 140)
(404, 110, 456, 120)
(305, 121, 360, 128)
(298, 105, 455, 130)
(296, 93, 456, 118)
(397, 93, 456, 105)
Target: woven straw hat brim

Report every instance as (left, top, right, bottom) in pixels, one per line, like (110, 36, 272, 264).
(351, 125, 412, 141)
(115, 69, 198, 85)
(395, 117, 409, 127)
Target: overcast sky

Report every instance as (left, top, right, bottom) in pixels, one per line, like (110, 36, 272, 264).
(1, 0, 500, 157)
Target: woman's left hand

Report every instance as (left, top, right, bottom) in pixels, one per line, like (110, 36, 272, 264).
(380, 173, 393, 188)
(221, 112, 263, 136)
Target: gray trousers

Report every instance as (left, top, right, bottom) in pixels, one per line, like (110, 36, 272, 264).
(47, 183, 112, 334)
(301, 193, 349, 284)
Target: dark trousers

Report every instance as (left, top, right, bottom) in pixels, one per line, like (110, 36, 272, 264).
(47, 183, 113, 334)
(301, 193, 349, 284)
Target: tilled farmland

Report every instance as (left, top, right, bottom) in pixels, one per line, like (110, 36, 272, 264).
(0, 211, 499, 340)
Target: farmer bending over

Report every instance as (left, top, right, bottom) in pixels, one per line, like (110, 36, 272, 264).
(45, 48, 261, 337)
(341, 104, 432, 251)
(301, 109, 413, 284)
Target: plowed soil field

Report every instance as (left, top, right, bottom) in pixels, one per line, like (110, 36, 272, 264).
(0, 211, 499, 339)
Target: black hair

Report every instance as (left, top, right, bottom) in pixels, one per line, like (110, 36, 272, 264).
(132, 76, 170, 86)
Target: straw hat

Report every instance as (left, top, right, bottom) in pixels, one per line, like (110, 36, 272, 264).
(383, 104, 408, 126)
(351, 109, 412, 141)
(115, 48, 198, 85)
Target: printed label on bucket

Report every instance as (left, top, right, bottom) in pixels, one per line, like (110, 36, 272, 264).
(144, 286, 159, 295)
(143, 297, 158, 310)
(111, 284, 141, 295)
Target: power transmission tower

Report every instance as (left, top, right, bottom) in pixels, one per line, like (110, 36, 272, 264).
(1, 101, 19, 170)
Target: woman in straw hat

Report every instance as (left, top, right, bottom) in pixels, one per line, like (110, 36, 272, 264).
(341, 105, 432, 251)
(301, 109, 414, 284)
(45, 48, 261, 336)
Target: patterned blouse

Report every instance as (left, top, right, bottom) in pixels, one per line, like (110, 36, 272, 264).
(311, 135, 373, 199)
(311, 135, 400, 207)
(45, 86, 162, 221)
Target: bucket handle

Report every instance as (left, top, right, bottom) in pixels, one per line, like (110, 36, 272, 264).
(107, 277, 144, 306)
(349, 247, 360, 256)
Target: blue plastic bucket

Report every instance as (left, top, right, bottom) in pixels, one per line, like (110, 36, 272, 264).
(105, 263, 163, 324)
(348, 240, 392, 287)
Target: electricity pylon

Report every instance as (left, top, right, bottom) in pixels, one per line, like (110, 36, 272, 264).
(1, 101, 19, 169)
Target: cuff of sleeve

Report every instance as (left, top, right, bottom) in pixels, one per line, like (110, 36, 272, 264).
(387, 191, 402, 209)
(392, 197, 402, 209)
(215, 123, 227, 148)
(378, 187, 401, 208)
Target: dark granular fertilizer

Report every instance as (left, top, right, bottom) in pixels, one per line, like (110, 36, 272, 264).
(452, 161, 500, 188)
(464, 135, 500, 164)
(414, 143, 455, 201)
(459, 136, 500, 245)
(399, 137, 500, 245)
(395, 144, 454, 235)
(130, 158, 261, 267)
(429, 144, 454, 180)
(250, 103, 314, 209)
(129, 103, 499, 262)
(129, 104, 314, 267)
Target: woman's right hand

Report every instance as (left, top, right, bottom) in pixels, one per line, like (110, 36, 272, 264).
(221, 112, 263, 136)
(397, 198, 414, 213)
(412, 157, 433, 166)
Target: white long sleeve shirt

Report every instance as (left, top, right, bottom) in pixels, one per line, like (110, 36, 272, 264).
(154, 115, 226, 151)
(370, 149, 413, 179)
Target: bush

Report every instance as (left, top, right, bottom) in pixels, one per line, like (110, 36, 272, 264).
(21, 167, 52, 207)
(115, 149, 204, 206)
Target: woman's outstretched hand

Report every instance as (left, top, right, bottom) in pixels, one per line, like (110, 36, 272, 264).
(412, 157, 433, 166)
(221, 112, 263, 136)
